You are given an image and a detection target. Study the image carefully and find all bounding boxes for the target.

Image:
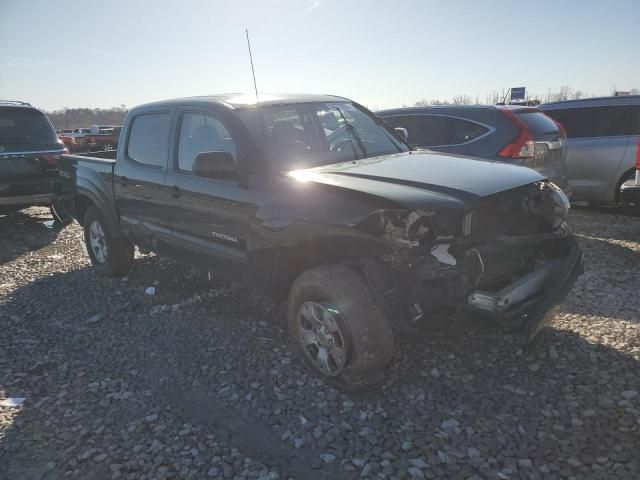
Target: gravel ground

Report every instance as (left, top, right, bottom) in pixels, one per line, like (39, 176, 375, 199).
(1, 206, 639, 480)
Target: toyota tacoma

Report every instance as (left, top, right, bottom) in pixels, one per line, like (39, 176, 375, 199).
(58, 94, 583, 389)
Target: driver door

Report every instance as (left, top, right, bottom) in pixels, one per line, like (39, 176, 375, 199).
(162, 107, 255, 283)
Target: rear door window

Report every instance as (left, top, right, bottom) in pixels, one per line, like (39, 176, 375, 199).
(127, 113, 171, 168)
(544, 106, 633, 138)
(387, 115, 448, 147)
(448, 117, 489, 144)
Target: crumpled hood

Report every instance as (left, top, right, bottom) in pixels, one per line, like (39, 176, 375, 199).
(288, 151, 546, 209)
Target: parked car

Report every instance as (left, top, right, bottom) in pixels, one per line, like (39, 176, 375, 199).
(86, 126, 121, 151)
(68, 127, 93, 138)
(540, 95, 640, 204)
(58, 134, 77, 152)
(0, 100, 67, 219)
(59, 94, 583, 389)
(377, 105, 571, 196)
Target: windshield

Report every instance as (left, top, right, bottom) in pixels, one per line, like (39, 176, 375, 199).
(259, 102, 408, 170)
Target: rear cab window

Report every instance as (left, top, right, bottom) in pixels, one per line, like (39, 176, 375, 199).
(126, 112, 172, 168)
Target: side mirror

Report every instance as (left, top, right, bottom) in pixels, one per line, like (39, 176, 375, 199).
(394, 127, 409, 141)
(193, 151, 236, 179)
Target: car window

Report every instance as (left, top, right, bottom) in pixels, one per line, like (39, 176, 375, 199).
(0, 108, 58, 145)
(388, 115, 448, 147)
(448, 117, 489, 144)
(260, 102, 405, 171)
(515, 112, 559, 138)
(544, 106, 633, 138)
(127, 112, 171, 168)
(177, 113, 237, 173)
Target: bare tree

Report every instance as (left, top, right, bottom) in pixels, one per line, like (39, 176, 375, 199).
(451, 94, 474, 105)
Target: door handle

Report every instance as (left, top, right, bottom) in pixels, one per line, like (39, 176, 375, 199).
(170, 185, 181, 198)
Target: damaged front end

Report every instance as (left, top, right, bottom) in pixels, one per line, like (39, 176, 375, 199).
(355, 181, 583, 342)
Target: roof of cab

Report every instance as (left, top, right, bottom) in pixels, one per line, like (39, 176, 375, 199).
(131, 93, 351, 111)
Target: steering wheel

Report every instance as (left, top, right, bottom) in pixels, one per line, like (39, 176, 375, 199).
(331, 138, 355, 152)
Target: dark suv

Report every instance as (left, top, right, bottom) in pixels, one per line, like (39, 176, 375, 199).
(0, 100, 67, 216)
(377, 105, 571, 196)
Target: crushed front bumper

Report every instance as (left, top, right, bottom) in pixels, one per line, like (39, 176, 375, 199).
(467, 235, 583, 341)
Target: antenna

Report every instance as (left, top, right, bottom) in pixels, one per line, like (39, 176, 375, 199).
(245, 29, 259, 103)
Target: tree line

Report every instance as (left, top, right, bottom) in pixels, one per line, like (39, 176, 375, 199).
(46, 106, 128, 130)
(46, 85, 640, 128)
(412, 86, 640, 107)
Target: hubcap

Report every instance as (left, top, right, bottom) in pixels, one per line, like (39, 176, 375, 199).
(88, 220, 108, 263)
(297, 301, 348, 377)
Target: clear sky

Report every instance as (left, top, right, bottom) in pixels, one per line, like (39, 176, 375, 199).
(1, 0, 638, 111)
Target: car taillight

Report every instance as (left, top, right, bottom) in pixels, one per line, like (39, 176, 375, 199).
(41, 151, 65, 166)
(498, 109, 535, 159)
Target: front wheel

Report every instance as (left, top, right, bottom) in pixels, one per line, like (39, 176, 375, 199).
(287, 265, 394, 390)
(83, 206, 134, 276)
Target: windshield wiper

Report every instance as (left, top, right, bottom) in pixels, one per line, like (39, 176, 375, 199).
(334, 106, 367, 159)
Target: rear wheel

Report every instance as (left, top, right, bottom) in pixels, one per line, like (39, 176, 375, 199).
(83, 206, 133, 276)
(287, 265, 394, 390)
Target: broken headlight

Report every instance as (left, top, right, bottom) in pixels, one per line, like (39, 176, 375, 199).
(544, 182, 570, 230)
(529, 181, 570, 231)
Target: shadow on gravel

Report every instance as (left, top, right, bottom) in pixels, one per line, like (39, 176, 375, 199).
(0, 208, 62, 266)
(1, 256, 639, 479)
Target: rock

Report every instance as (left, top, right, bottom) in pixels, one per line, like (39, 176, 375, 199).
(409, 458, 429, 469)
(145, 286, 156, 296)
(407, 466, 425, 479)
(320, 453, 336, 464)
(440, 418, 460, 430)
(86, 313, 105, 324)
(402, 440, 413, 451)
(621, 390, 637, 400)
(467, 447, 481, 459)
(518, 458, 533, 468)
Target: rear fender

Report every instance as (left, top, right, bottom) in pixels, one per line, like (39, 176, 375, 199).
(75, 177, 122, 237)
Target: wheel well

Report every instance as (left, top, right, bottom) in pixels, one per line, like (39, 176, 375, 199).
(253, 237, 382, 302)
(75, 194, 94, 226)
(615, 168, 636, 203)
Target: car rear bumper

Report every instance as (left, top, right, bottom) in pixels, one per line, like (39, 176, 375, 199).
(468, 235, 583, 341)
(0, 193, 56, 208)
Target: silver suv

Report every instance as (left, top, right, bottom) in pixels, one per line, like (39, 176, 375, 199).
(540, 96, 640, 204)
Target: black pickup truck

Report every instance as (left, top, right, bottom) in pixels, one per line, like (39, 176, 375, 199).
(59, 94, 583, 389)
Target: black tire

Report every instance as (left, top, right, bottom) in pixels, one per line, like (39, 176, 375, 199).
(287, 264, 394, 390)
(83, 205, 134, 276)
